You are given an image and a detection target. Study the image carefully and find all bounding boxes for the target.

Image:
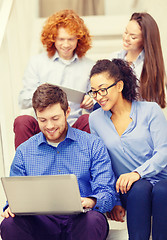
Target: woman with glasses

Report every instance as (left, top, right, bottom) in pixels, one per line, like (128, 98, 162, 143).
(93, 12, 166, 112)
(88, 58, 167, 240)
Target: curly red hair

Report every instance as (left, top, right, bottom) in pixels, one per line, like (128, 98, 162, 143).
(41, 9, 92, 58)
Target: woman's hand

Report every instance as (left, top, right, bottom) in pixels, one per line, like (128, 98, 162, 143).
(80, 95, 94, 110)
(107, 205, 125, 222)
(116, 172, 141, 194)
(1, 207, 15, 218)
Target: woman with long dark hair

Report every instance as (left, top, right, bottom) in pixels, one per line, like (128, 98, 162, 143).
(109, 12, 166, 109)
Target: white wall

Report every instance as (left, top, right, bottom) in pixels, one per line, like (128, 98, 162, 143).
(0, 0, 39, 176)
(104, 0, 167, 73)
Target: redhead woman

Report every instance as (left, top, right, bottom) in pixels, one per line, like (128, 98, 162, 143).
(89, 59, 167, 240)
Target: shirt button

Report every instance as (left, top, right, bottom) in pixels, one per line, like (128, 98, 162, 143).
(57, 151, 59, 154)
(58, 170, 61, 172)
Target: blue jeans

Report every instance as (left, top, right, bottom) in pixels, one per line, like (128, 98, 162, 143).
(120, 179, 167, 240)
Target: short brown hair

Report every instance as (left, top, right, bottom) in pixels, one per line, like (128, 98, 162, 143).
(41, 9, 92, 58)
(32, 83, 68, 114)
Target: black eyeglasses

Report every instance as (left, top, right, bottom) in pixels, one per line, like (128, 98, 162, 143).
(88, 80, 120, 98)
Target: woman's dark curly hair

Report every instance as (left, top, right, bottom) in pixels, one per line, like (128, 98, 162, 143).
(90, 59, 139, 102)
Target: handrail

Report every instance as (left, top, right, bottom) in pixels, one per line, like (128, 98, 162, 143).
(0, 0, 39, 176)
(0, 0, 13, 47)
(0, 123, 5, 177)
(0, 0, 14, 176)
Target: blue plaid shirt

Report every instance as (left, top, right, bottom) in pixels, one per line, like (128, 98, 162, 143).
(10, 125, 118, 213)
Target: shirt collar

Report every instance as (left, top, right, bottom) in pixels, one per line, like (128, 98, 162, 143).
(120, 49, 145, 63)
(37, 124, 76, 147)
(105, 100, 136, 119)
(134, 49, 145, 65)
(118, 50, 127, 59)
(37, 132, 48, 146)
(65, 124, 76, 141)
(52, 52, 78, 65)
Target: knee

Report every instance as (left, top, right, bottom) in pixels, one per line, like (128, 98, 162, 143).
(85, 211, 99, 226)
(128, 179, 152, 202)
(85, 211, 107, 228)
(152, 180, 167, 204)
(74, 211, 108, 240)
(72, 114, 90, 133)
(14, 115, 36, 132)
(14, 115, 35, 127)
(0, 217, 15, 236)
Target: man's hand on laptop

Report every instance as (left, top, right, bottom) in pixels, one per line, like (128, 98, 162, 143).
(1, 207, 15, 218)
(81, 197, 96, 209)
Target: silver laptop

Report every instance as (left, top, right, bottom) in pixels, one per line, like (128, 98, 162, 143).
(1, 174, 84, 215)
